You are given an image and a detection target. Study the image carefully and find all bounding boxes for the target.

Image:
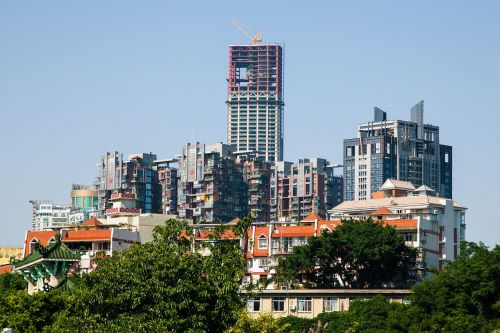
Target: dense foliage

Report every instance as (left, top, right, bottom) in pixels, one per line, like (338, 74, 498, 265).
(0, 219, 246, 332)
(237, 242, 500, 333)
(0, 218, 498, 332)
(275, 218, 417, 288)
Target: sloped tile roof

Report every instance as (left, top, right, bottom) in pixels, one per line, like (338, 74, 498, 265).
(14, 236, 80, 269)
(63, 229, 112, 242)
(25, 231, 57, 257)
(271, 225, 315, 237)
(383, 219, 418, 229)
(370, 207, 392, 215)
(81, 217, 103, 227)
(302, 213, 323, 221)
(0, 264, 13, 275)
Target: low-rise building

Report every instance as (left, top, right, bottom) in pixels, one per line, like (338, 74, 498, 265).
(14, 234, 80, 294)
(22, 219, 140, 275)
(328, 179, 467, 272)
(243, 289, 411, 318)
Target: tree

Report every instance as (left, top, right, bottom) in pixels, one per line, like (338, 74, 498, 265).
(275, 218, 416, 288)
(234, 214, 253, 256)
(227, 312, 292, 333)
(408, 242, 500, 332)
(49, 218, 247, 332)
(0, 272, 27, 295)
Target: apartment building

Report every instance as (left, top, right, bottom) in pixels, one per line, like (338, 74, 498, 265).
(329, 179, 466, 272)
(343, 101, 453, 201)
(241, 160, 271, 221)
(270, 158, 343, 222)
(94, 152, 162, 217)
(29, 201, 72, 230)
(177, 142, 247, 223)
(153, 159, 178, 215)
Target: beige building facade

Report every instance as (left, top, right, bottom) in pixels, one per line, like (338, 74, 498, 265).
(244, 289, 411, 319)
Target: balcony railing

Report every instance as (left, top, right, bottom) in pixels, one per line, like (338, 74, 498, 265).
(110, 193, 136, 200)
(106, 207, 141, 215)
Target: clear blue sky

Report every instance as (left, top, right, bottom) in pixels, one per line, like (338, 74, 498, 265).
(1, 1, 499, 247)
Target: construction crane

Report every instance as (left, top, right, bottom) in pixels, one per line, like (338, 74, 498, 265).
(231, 19, 262, 44)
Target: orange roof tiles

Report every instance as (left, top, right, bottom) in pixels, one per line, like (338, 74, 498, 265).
(272, 225, 315, 238)
(370, 207, 392, 215)
(0, 264, 13, 275)
(63, 229, 112, 242)
(25, 230, 57, 257)
(251, 227, 270, 257)
(302, 212, 323, 221)
(317, 220, 341, 232)
(383, 219, 418, 229)
(81, 217, 103, 227)
(196, 230, 237, 240)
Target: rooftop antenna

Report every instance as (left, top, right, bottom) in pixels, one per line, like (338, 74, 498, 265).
(231, 19, 262, 44)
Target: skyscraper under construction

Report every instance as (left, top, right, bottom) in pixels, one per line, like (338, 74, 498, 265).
(226, 44, 284, 162)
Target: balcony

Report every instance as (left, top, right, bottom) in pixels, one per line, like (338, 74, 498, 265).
(106, 207, 141, 216)
(110, 193, 136, 200)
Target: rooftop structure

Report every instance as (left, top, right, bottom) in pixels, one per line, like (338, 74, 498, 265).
(270, 158, 343, 222)
(70, 184, 98, 211)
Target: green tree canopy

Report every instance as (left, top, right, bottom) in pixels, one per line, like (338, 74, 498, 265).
(0, 271, 27, 296)
(0, 219, 247, 333)
(275, 218, 416, 288)
(409, 241, 500, 332)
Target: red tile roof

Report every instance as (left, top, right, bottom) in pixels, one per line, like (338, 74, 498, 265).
(251, 227, 270, 257)
(81, 217, 103, 227)
(196, 230, 237, 240)
(302, 212, 323, 221)
(383, 219, 418, 229)
(272, 225, 315, 237)
(25, 230, 57, 257)
(0, 264, 13, 275)
(63, 229, 112, 242)
(317, 220, 341, 232)
(370, 207, 392, 215)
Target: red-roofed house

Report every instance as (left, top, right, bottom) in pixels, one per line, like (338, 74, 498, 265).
(22, 227, 140, 274)
(329, 184, 467, 274)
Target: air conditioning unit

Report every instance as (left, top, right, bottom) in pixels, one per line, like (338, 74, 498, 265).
(280, 286, 288, 290)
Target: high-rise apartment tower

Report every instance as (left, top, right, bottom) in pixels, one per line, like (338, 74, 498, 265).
(227, 44, 284, 162)
(343, 101, 452, 201)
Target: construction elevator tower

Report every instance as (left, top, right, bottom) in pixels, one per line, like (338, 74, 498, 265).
(226, 44, 284, 162)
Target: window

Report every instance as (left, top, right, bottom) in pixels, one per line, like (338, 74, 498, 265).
(323, 297, 338, 312)
(258, 258, 271, 268)
(297, 297, 312, 312)
(29, 238, 38, 254)
(258, 235, 268, 249)
(246, 298, 261, 312)
(272, 297, 285, 312)
(404, 232, 417, 242)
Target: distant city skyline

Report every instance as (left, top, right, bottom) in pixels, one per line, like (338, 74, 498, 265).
(1, 1, 499, 247)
